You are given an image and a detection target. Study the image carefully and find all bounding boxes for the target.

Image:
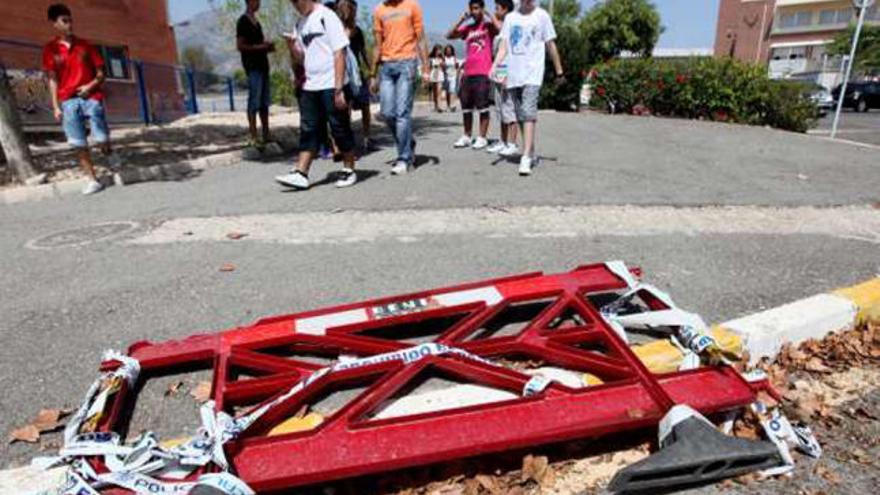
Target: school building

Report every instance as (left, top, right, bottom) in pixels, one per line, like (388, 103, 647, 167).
(715, 0, 880, 88)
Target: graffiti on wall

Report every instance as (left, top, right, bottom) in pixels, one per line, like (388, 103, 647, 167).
(7, 69, 54, 124)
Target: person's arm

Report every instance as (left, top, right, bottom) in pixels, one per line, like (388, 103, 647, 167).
(446, 11, 469, 40)
(334, 48, 347, 108)
(327, 15, 350, 110)
(490, 38, 508, 82)
(547, 40, 563, 78)
(47, 74, 61, 121)
(412, 4, 429, 79)
(488, 12, 503, 32)
(543, 13, 563, 79)
(77, 46, 106, 97)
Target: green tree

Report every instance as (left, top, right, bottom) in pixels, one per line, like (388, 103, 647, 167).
(181, 45, 220, 90)
(828, 24, 880, 74)
(580, 0, 663, 61)
(540, 0, 591, 110)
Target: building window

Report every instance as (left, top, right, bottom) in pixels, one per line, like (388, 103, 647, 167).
(771, 46, 807, 61)
(819, 10, 836, 25)
(97, 45, 130, 80)
(778, 11, 814, 29)
(867, 6, 879, 21)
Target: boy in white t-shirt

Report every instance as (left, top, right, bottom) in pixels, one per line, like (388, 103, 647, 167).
(490, 0, 563, 176)
(276, 0, 358, 190)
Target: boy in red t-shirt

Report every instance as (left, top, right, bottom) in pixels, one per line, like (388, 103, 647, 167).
(42, 3, 120, 195)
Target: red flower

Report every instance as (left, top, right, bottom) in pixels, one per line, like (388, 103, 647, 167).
(675, 74, 687, 84)
(596, 86, 606, 97)
(657, 81, 666, 90)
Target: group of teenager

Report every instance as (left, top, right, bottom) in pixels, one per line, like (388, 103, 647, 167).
(38, 0, 563, 196)
(263, 0, 563, 189)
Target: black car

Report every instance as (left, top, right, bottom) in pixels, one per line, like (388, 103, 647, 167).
(831, 81, 880, 112)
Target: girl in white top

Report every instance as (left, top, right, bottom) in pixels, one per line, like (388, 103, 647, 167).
(429, 44, 445, 112)
(442, 44, 459, 112)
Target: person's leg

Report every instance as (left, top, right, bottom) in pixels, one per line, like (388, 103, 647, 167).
(394, 60, 417, 165)
(84, 98, 118, 166)
(326, 90, 356, 169)
(63, 99, 96, 178)
(463, 112, 473, 137)
(455, 77, 475, 147)
(296, 91, 321, 174)
(379, 62, 400, 149)
(507, 122, 519, 145)
(521, 86, 540, 159)
(432, 82, 441, 112)
(246, 71, 260, 144)
(260, 70, 271, 142)
(479, 111, 491, 139)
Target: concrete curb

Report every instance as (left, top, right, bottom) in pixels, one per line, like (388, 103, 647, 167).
(719, 277, 880, 364)
(1, 276, 877, 488)
(0, 142, 294, 204)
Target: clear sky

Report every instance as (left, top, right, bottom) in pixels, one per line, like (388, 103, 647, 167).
(169, 0, 719, 49)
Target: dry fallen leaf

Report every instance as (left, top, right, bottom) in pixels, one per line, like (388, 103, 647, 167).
(8, 424, 40, 444)
(226, 232, 248, 240)
(165, 381, 184, 397)
(805, 357, 832, 373)
(475, 474, 502, 495)
(32, 409, 68, 433)
(219, 263, 236, 273)
(191, 381, 212, 403)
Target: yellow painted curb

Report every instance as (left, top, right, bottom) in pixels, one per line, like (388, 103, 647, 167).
(268, 412, 324, 436)
(632, 326, 743, 374)
(834, 278, 880, 324)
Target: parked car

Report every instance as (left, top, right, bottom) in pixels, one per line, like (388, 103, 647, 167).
(806, 84, 834, 117)
(831, 82, 880, 112)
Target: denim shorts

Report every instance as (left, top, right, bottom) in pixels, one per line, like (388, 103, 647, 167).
(247, 70, 271, 114)
(62, 97, 110, 148)
(509, 85, 541, 122)
(299, 88, 355, 154)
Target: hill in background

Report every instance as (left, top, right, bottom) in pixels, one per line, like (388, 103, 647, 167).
(175, 9, 464, 76)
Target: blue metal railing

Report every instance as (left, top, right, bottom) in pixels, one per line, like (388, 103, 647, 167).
(0, 37, 242, 126)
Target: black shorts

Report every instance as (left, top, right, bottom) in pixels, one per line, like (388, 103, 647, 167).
(459, 75, 492, 113)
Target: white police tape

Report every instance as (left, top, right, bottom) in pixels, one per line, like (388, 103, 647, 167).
(601, 261, 722, 364)
(750, 400, 822, 477)
(36, 343, 545, 495)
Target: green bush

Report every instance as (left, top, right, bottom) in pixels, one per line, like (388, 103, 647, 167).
(589, 57, 818, 132)
(270, 70, 296, 107)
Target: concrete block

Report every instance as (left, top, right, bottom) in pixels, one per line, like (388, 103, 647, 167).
(722, 293, 857, 364)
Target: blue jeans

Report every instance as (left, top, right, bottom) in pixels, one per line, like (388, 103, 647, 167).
(247, 70, 271, 115)
(61, 97, 109, 148)
(379, 59, 418, 164)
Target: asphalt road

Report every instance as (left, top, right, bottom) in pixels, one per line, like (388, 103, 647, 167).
(1, 109, 879, 480)
(812, 109, 880, 146)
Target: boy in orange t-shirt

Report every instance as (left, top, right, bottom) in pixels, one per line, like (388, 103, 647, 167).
(369, 0, 429, 175)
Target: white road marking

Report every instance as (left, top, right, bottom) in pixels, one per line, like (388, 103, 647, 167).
(129, 206, 880, 246)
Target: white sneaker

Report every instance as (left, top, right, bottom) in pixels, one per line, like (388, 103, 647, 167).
(275, 170, 310, 189)
(518, 156, 533, 176)
(471, 137, 489, 150)
(82, 180, 104, 195)
(486, 141, 506, 154)
(391, 161, 409, 175)
(335, 169, 357, 188)
(499, 143, 520, 157)
(453, 135, 473, 148)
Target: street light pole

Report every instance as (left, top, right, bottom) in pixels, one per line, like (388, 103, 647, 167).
(831, 0, 872, 139)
